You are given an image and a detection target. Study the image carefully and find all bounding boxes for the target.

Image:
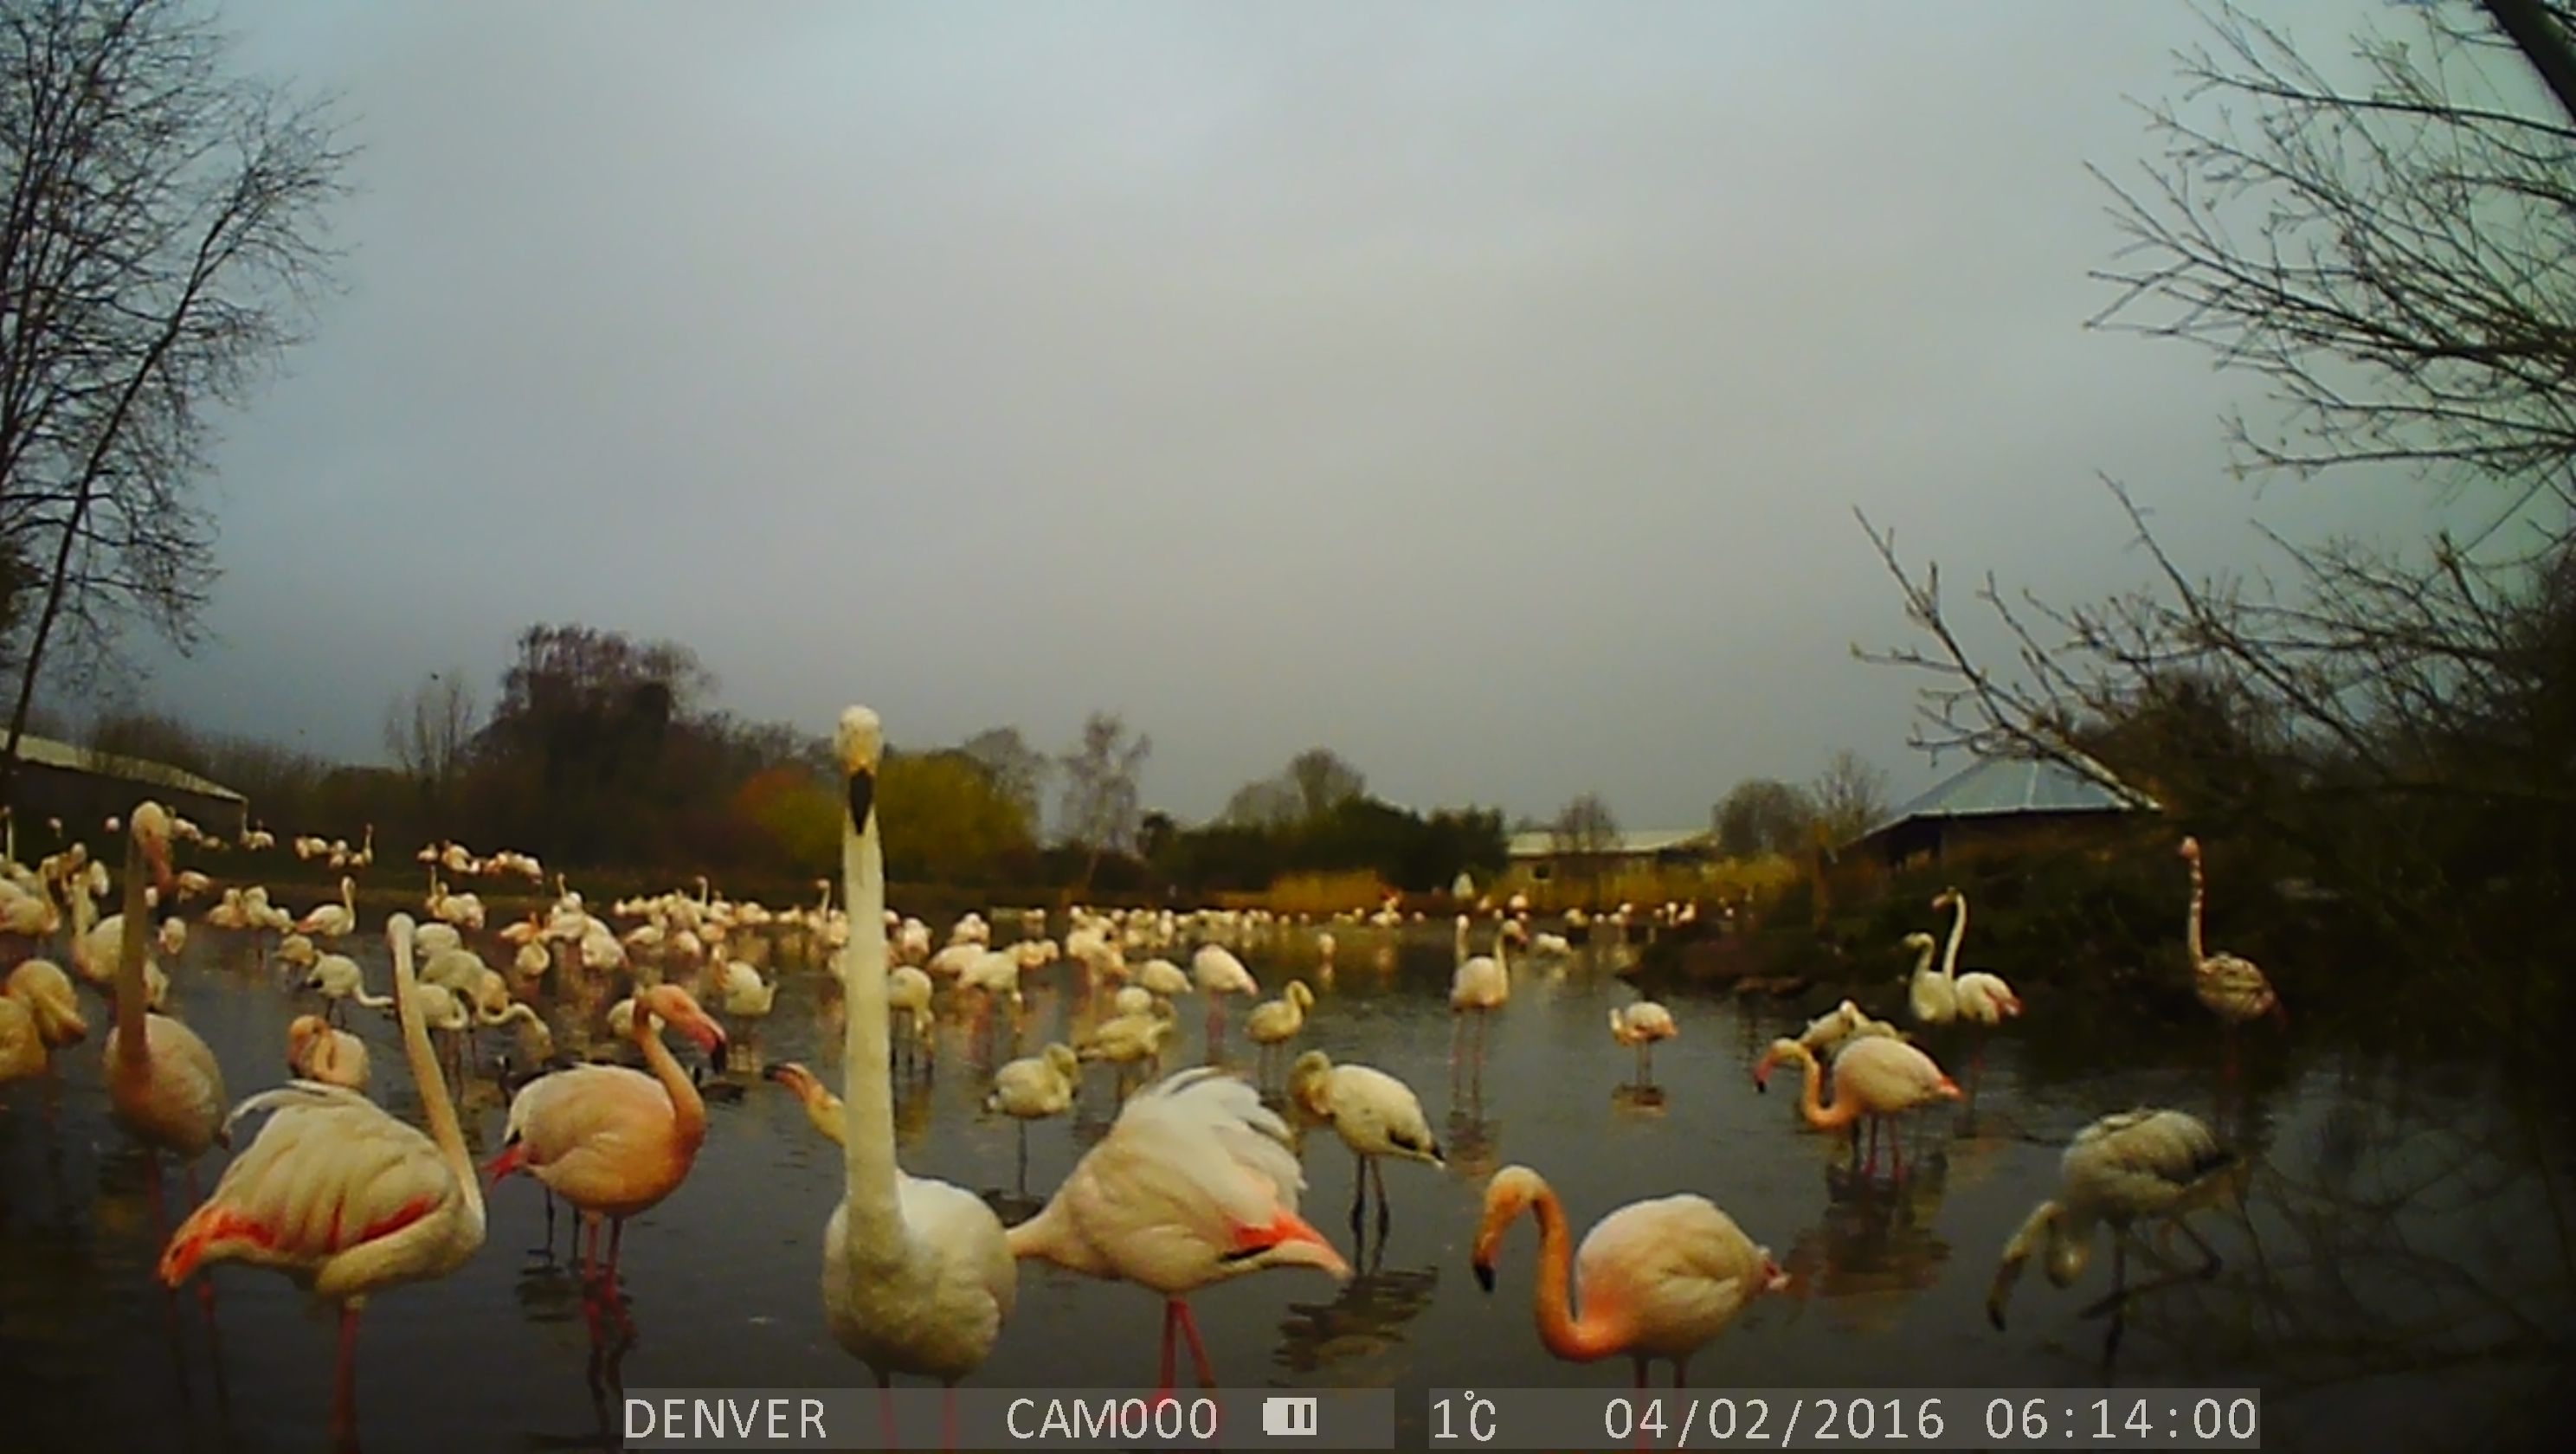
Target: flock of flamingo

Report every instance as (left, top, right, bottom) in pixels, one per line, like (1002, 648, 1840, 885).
(0, 704, 2290, 1448)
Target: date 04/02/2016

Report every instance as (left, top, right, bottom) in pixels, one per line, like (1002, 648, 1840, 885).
(1420, 1388, 2263, 1449)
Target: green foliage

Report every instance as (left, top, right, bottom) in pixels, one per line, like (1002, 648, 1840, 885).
(878, 750, 1036, 886)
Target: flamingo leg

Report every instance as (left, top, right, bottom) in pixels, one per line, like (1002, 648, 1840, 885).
(943, 1381, 961, 1453)
(1371, 1155, 1391, 1241)
(1175, 1298, 1216, 1388)
(1633, 1355, 1649, 1388)
(1156, 1299, 1179, 1394)
(332, 1303, 362, 1447)
(1673, 1354, 1690, 1388)
(1014, 1121, 1031, 1198)
(877, 1369, 896, 1451)
(607, 1217, 626, 1286)
(1349, 1148, 1368, 1239)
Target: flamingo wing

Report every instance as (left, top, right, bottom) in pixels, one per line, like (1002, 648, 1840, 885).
(499, 1065, 672, 1199)
(161, 1083, 473, 1298)
(1322, 1065, 1440, 1165)
(2065, 1109, 2234, 1215)
(1575, 1196, 1774, 1355)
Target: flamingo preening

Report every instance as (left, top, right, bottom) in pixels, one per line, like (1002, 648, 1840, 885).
(1006, 1066, 1349, 1391)
(1753, 1036, 1961, 1179)
(2178, 838, 2285, 1081)
(1190, 945, 1258, 1054)
(1607, 1001, 1678, 1088)
(159, 915, 485, 1448)
(1472, 1163, 1787, 1386)
(1987, 1107, 2242, 1369)
(820, 706, 1016, 1447)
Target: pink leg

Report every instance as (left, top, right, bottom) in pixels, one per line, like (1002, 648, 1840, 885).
(332, 1303, 362, 1446)
(1175, 1298, 1216, 1388)
(606, 1218, 626, 1288)
(1157, 1299, 1179, 1393)
(943, 1383, 960, 1452)
(877, 1370, 896, 1451)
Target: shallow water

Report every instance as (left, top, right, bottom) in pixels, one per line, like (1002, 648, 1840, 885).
(1, 919, 2566, 1453)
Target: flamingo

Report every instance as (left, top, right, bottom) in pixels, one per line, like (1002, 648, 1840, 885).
(1286, 1050, 1441, 1245)
(1472, 1163, 1787, 1386)
(1449, 921, 1511, 1065)
(1190, 945, 1258, 1052)
(1006, 1067, 1349, 1391)
(159, 914, 485, 1447)
(287, 1013, 372, 1090)
(305, 954, 390, 1026)
(1930, 889, 2023, 1025)
(103, 803, 227, 1235)
(1753, 1036, 1961, 1179)
(5, 958, 87, 1049)
(1987, 1108, 2242, 1366)
(2178, 838, 2284, 1080)
(1608, 1001, 1678, 1088)
(985, 1042, 1079, 1190)
(0, 987, 44, 1084)
(766, 1061, 847, 1145)
(1076, 998, 1177, 1094)
(886, 964, 934, 1075)
(818, 706, 1014, 1441)
(1135, 957, 1190, 1000)
(1796, 999, 1904, 1065)
(1243, 980, 1314, 1084)
(296, 877, 358, 939)
(487, 982, 729, 1289)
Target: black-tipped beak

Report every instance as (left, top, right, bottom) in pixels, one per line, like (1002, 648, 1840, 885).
(1987, 1305, 2006, 1332)
(1473, 1260, 1495, 1293)
(846, 767, 876, 832)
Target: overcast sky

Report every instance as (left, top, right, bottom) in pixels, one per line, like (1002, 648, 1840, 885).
(119, 0, 2471, 828)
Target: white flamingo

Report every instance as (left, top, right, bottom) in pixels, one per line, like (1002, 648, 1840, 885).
(103, 804, 227, 1237)
(1607, 1001, 1678, 1087)
(1189, 945, 1258, 1052)
(1287, 1050, 1441, 1246)
(2178, 838, 2284, 1078)
(296, 877, 358, 939)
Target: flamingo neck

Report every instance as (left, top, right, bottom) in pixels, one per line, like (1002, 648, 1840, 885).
(113, 831, 152, 1067)
(394, 930, 480, 1213)
(1792, 1045, 1858, 1131)
(840, 793, 905, 1265)
(2185, 862, 2208, 963)
(1522, 1181, 1627, 1361)
(1941, 897, 1967, 980)
(634, 1007, 707, 1149)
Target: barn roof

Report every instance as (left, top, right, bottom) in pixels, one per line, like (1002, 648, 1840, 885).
(1862, 752, 2154, 839)
(8, 732, 247, 803)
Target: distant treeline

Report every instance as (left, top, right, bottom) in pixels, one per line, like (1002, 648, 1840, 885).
(36, 621, 1509, 898)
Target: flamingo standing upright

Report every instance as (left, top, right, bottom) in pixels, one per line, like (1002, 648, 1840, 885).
(487, 983, 728, 1290)
(1006, 1067, 1349, 1391)
(985, 1043, 1079, 1192)
(1472, 1163, 1787, 1386)
(819, 707, 1014, 1444)
(159, 915, 486, 1446)
(1929, 890, 2023, 1071)
(1607, 1001, 1678, 1088)
(296, 877, 358, 939)
(1987, 1107, 2242, 1367)
(1243, 980, 1314, 1084)
(103, 803, 227, 1236)
(1753, 1036, 1961, 1179)
(1287, 1049, 1441, 1247)
(1190, 946, 1258, 1055)
(1449, 921, 1511, 1066)
(2177, 838, 2284, 1081)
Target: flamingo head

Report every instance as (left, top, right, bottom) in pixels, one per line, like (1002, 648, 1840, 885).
(1472, 1165, 1551, 1290)
(1758, 1251, 1791, 1296)
(127, 801, 176, 898)
(1285, 1049, 1331, 1113)
(1901, 931, 1937, 953)
(1753, 1037, 1806, 1092)
(635, 983, 728, 1071)
(1930, 887, 1958, 911)
(286, 1013, 329, 1066)
(764, 1060, 823, 1100)
(2177, 836, 2203, 861)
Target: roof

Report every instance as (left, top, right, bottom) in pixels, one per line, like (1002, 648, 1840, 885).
(1860, 752, 2154, 840)
(1507, 828, 1716, 859)
(5, 732, 247, 803)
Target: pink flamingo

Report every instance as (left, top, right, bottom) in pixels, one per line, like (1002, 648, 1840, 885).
(486, 982, 728, 1292)
(2178, 838, 2284, 1082)
(159, 914, 485, 1447)
(1472, 1163, 1787, 1386)
(1753, 1035, 1961, 1179)
(1007, 1067, 1349, 1391)
(103, 803, 228, 1240)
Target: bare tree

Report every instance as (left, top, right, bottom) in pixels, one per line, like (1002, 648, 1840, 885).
(1220, 776, 1300, 828)
(1810, 748, 1890, 846)
(1551, 791, 1621, 899)
(1855, 0, 2576, 1038)
(1715, 777, 1815, 858)
(1287, 747, 1366, 818)
(1057, 710, 1150, 892)
(383, 669, 478, 798)
(959, 725, 1049, 831)
(0, 0, 356, 808)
